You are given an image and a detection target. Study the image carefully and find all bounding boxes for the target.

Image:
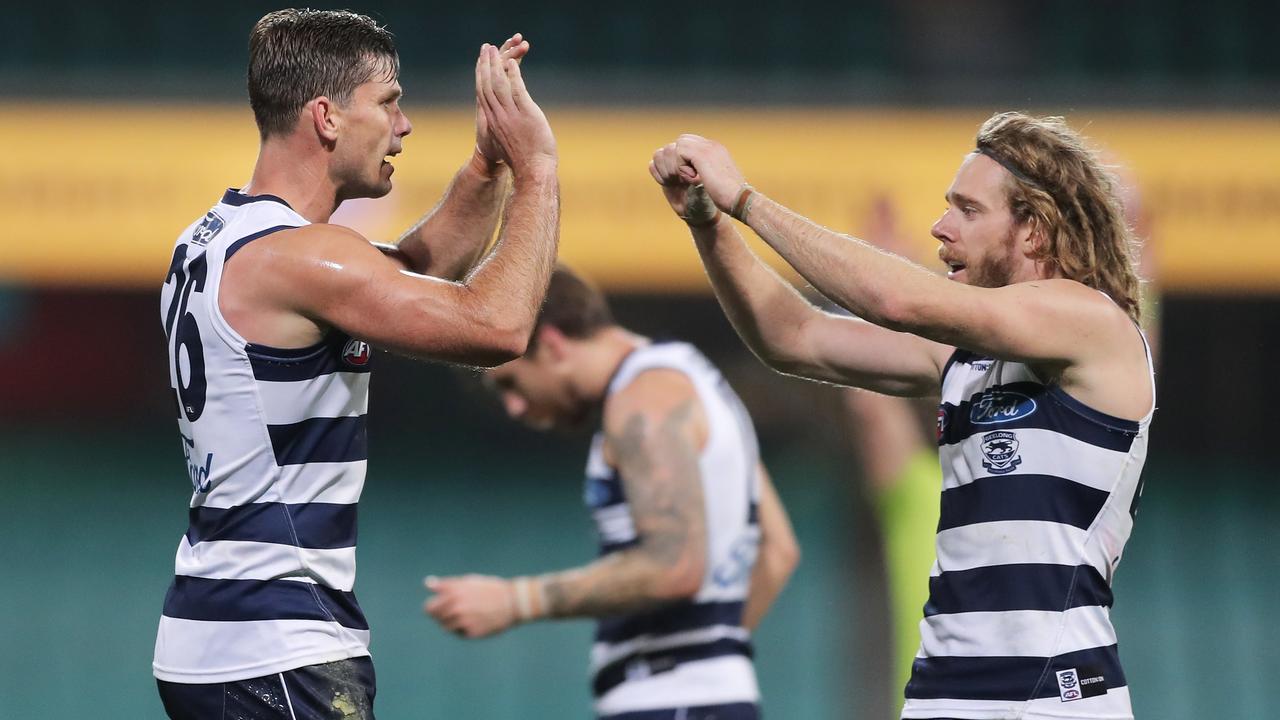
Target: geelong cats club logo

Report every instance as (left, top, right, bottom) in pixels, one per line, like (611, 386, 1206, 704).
(342, 339, 371, 367)
(980, 431, 1022, 475)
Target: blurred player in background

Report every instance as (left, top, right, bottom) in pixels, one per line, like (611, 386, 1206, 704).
(154, 9, 559, 719)
(840, 195, 942, 712)
(653, 112, 1155, 720)
(424, 267, 800, 720)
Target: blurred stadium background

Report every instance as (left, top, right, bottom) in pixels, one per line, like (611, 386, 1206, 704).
(2, 1, 1276, 717)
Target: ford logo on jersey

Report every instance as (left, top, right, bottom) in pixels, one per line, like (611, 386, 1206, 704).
(191, 211, 225, 246)
(970, 390, 1037, 425)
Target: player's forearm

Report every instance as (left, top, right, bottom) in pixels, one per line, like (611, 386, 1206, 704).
(741, 468, 799, 630)
(524, 545, 698, 621)
(458, 163, 559, 353)
(395, 152, 510, 280)
(741, 543, 799, 631)
(742, 193, 940, 331)
(844, 389, 927, 491)
(691, 219, 823, 372)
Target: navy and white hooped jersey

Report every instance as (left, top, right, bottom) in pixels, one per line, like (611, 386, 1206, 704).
(902, 336, 1155, 720)
(153, 189, 374, 684)
(585, 342, 762, 717)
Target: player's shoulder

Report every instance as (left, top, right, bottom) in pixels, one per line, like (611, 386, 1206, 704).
(269, 222, 369, 246)
(603, 368, 703, 436)
(231, 222, 378, 265)
(1007, 277, 1134, 326)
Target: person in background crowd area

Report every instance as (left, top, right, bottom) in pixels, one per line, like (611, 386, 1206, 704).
(839, 195, 942, 714)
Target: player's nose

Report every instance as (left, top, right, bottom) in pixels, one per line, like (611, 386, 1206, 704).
(931, 212, 955, 243)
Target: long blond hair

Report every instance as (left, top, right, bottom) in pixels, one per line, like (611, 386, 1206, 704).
(975, 112, 1142, 321)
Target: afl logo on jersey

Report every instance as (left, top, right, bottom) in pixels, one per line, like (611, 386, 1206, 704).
(970, 390, 1037, 425)
(980, 431, 1023, 475)
(342, 339, 371, 367)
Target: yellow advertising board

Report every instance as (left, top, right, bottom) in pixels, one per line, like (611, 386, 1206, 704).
(2, 103, 1278, 292)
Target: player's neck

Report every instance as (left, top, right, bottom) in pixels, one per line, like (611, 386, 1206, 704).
(581, 328, 650, 402)
(243, 139, 341, 224)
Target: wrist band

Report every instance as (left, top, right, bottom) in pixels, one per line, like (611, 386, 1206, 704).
(512, 577, 547, 621)
(731, 185, 756, 221)
(512, 578, 532, 621)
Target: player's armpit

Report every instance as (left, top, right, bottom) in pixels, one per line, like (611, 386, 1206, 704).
(537, 370, 709, 619)
(242, 223, 530, 366)
(370, 241, 413, 271)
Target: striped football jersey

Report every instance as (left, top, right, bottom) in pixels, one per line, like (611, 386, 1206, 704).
(585, 342, 762, 717)
(153, 189, 373, 684)
(902, 334, 1155, 720)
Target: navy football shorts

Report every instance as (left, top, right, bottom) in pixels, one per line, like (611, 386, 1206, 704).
(157, 656, 375, 719)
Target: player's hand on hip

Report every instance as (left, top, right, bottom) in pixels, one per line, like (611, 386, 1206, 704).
(666, 135, 747, 213)
(474, 42, 557, 176)
(474, 34, 531, 174)
(423, 574, 518, 638)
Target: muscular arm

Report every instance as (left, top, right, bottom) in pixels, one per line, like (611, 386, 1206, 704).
(384, 35, 529, 280)
(663, 137, 1142, 388)
(538, 370, 708, 618)
(227, 162, 556, 367)
(423, 370, 710, 638)
(741, 463, 799, 631)
(388, 151, 509, 280)
(690, 217, 951, 396)
(740, 193, 1131, 368)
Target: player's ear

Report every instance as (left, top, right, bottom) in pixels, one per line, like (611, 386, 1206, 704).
(537, 325, 570, 362)
(1016, 217, 1043, 258)
(309, 96, 340, 144)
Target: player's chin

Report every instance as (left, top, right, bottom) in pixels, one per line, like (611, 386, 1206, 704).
(368, 173, 394, 199)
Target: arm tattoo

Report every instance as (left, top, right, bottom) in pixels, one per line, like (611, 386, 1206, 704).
(541, 398, 707, 618)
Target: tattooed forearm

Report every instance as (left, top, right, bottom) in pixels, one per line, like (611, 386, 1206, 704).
(540, 399, 707, 619)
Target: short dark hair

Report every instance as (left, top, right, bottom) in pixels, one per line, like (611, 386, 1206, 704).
(247, 9, 399, 140)
(530, 266, 615, 351)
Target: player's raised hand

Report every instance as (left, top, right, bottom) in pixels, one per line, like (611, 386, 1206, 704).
(423, 574, 518, 638)
(474, 43, 556, 175)
(650, 144, 721, 226)
(661, 134, 747, 214)
(474, 34, 531, 173)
